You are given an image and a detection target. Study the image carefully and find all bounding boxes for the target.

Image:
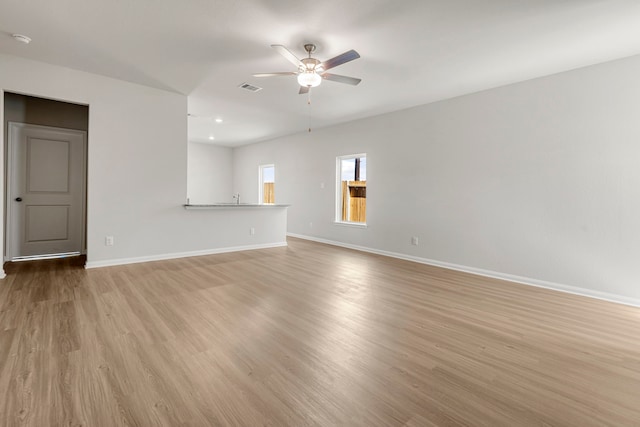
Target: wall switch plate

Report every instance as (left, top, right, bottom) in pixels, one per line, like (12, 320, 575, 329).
(105, 236, 114, 246)
(250, 227, 255, 235)
(320, 182, 325, 189)
(411, 236, 419, 246)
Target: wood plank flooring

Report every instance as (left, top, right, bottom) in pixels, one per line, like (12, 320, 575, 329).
(1, 237, 639, 426)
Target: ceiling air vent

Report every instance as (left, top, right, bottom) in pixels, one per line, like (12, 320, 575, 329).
(238, 82, 262, 92)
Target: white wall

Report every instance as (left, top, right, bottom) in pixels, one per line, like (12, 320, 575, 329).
(187, 142, 233, 204)
(1, 54, 286, 268)
(233, 54, 640, 303)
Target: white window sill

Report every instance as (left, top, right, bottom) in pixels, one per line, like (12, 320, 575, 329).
(333, 221, 367, 229)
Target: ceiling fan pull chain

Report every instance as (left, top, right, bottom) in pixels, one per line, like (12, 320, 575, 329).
(308, 91, 312, 132)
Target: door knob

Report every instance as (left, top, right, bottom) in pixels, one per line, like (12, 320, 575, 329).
(15, 197, 22, 202)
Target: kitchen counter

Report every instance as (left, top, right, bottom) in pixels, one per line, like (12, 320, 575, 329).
(184, 203, 290, 209)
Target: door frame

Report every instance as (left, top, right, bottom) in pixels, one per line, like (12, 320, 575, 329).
(5, 122, 88, 261)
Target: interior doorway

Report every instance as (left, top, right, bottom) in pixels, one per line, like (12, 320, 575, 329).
(3, 93, 89, 262)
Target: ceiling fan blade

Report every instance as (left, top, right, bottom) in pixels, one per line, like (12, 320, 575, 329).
(319, 49, 360, 72)
(299, 86, 310, 95)
(271, 44, 303, 68)
(321, 73, 362, 85)
(253, 72, 298, 77)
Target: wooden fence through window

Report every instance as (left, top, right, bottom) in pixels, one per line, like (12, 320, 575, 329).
(263, 183, 275, 204)
(342, 180, 366, 222)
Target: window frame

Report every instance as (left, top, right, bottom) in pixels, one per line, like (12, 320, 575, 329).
(335, 153, 367, 227)
(258, 164, 275, 204)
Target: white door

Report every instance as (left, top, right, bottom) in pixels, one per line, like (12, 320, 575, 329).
(6, 122, 87, 261)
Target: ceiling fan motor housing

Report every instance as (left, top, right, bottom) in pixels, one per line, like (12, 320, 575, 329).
(300, 57, 321, 73)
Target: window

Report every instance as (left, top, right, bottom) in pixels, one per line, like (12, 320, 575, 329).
(336, 154, 366, 224)
(259, 164, 275, 204)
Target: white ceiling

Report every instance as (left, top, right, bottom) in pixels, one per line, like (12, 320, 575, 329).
(2, 0, 640, 146)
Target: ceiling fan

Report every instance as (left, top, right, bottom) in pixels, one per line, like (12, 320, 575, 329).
(253, 44, 362, 94)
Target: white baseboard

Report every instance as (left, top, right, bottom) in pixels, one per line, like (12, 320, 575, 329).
(85, 242, 288, 269)
(287, 233, 640, 308)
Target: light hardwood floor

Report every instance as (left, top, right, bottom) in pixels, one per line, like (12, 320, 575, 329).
(1, 237, 639, 426)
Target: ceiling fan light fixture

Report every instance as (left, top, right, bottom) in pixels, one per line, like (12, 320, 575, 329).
(297, 71, 322, 88)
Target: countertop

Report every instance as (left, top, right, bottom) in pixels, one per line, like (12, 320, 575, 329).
(183, 203, 290, 209)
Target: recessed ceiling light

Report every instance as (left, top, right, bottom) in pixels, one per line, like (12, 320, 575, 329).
(215, 118, 223, 123)
(12, 34, 31, 44)
(208, 136, 215, 140)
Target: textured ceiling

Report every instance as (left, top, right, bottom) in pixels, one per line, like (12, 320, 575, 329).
(2, 0, 640, 146)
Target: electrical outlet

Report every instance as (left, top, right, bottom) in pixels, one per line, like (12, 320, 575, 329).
(250, 227, 255, 236)
(411, 236, 419, 246)
(309, 222, 313, 228)
(320, 182, 325, 189)
(105, 236, 114, 246)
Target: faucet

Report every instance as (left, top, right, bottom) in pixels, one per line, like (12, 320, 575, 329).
(233, 193, 240, 205)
